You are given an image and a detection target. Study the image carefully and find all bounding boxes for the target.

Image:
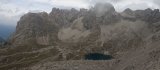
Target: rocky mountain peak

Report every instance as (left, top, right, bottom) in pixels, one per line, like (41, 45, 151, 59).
(3, 3, 160, 70)
(145, 8, 153, 12)
(10, 12, 58, 46)
(123, 8, 133, 14)
(121, 8, 160, 23)
(93, 3, 115, 17)
(10, 3, 160, 47)
(133, 8, 160, 23)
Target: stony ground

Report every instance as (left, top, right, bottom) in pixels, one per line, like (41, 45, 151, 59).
(20, 41, 160, 70)
(28, 60, 116, 70)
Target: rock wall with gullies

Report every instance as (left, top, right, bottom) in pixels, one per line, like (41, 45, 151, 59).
(49, 8, 87, 28)
(10, 12, 58, 46)
(121, 8, 160, 23)
(10, 8, 89, 46)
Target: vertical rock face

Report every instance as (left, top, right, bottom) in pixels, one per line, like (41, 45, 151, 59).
(10, 12, 58, 46)
(49, 8, 80, 27)
(122, 8, 160, 23)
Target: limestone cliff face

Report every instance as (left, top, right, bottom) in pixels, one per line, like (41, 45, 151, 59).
(10, 12, 58, 46)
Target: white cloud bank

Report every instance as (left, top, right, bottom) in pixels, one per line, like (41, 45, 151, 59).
(0, 0, 160, 26)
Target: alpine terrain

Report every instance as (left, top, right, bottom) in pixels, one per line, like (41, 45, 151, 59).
(1, 3, 160, 70)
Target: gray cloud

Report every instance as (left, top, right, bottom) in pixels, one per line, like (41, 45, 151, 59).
(88, 0, 160, 11)
(153, 0, 160, 6)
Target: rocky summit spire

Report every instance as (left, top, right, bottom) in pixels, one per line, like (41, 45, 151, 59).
(93, 3, 115, 17)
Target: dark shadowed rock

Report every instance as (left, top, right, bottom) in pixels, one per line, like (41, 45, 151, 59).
(0, 37, 4, 42)
(121, 8, 160, 23)
(0, 37, 5, 47)
(134, 8, 160, 23)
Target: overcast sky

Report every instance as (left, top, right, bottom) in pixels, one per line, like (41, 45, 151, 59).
(0, 0, 160, 26)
